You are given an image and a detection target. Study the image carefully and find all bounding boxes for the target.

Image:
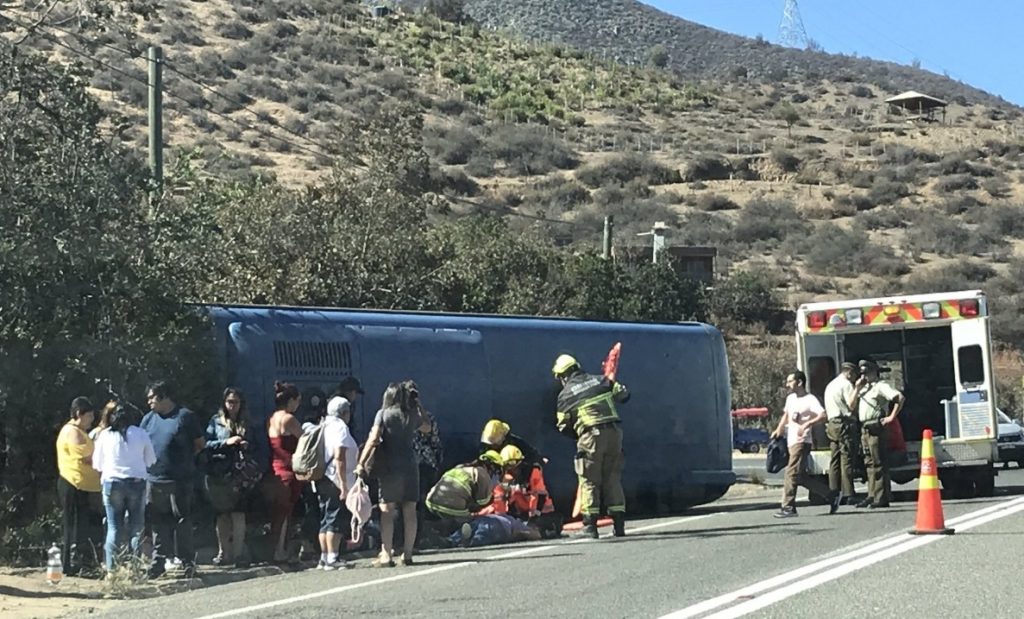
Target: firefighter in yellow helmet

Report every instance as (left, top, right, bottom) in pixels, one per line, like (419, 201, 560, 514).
(480, 419, 542, 467)
(552, 353, 629, 539)
(426, 451, 504, 522)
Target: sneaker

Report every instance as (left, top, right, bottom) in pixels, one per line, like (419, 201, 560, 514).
(773, 508, 798, 519)
(829, 492, 842, 515)
(322, 560, 348, 571)
(855, 499, 873, 509)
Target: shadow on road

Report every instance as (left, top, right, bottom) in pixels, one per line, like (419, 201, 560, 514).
(0, 585, 97, 600)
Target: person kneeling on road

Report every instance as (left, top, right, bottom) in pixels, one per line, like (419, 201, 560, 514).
(770, 370, 842, 519)
(499, 445, 563, 539)
(426, 451, 504, 535)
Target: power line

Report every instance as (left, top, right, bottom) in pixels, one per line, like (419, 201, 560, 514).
(18, 15, 340, 158)
(2, 15, 336, 162)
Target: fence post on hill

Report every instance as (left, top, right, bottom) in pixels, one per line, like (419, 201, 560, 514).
(147, 45, 163, 195)
(603, 216, 614, 260)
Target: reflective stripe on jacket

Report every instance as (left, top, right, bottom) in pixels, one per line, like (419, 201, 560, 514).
(556, 372, 629, 436)
(425, 463, 494, 517)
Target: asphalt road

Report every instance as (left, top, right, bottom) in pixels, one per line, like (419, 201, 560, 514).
(91, 468, 1024, 619)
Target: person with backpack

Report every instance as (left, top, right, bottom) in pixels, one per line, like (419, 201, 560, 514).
(267, 382, 304, 564)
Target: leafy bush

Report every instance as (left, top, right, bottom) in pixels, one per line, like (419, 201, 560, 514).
(770, 147, 800, 173)
(797, 224, 909, 277)
(696, 193, 740, 211)
(733, 199, 806, 245)
(216, 20, 254, 40)
(935, 174, 979, 192)
(522, 177, 591, 213)
(834, 193, 875, 212)
(708, 271, 782, 328)
(424, 125, 480, 165)
(860, 205, 909, 229)
(485, 126, 578, 176)
(902, 261, 997, 294)
(682, 156, 732, 182)
(576, 154, 681, 188)
(850, 85, 873, 98)
(867, 179, 909, 206)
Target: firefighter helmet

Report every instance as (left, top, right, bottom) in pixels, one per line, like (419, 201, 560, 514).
(479, 450, 503, 467)
(481, 419, 510, 446)
(500, 445, 524, 465)
(552, 354, 579, 376)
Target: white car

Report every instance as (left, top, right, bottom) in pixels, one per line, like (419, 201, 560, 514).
(997, 409, 1024, 468)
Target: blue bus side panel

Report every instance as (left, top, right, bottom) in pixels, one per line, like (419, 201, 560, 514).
(212, 307, 735, 511)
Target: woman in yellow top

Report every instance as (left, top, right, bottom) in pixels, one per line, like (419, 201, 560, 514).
(56, 396, 101, 575)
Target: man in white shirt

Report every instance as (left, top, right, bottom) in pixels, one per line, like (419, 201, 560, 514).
(855, 359, 905, 509)
(824, 362, 860, 503)
(315, 380, 362, 570)
(770, 370, 842, 518)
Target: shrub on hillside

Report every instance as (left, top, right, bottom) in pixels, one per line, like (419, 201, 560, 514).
(217, 20, 254, 40)
(708, 271, 782, 328)
(935, 174, 979, 192)
(682, 156, 732, 182)
(576, 153, 681, 188)
(486, 126, 578, 176)
(770, 147, 800, 173)
(423, 125, 480, 165)
(850, 85, 873, 98)
(857, 207, 907, 230)
(677, 212, 734, 247)
(867, 179, 909, 206)
(982, 178, 1011, 198)
(834, 193, 875, 212)
(523, 177, 591, 213)
(902, 261, 997, 294)
(733, 199, 806, 245)
(696, 194, 740, 212)
(798, 224, 909, 277)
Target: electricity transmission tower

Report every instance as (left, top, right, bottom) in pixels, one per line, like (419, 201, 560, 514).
(778, 0, 810, 49)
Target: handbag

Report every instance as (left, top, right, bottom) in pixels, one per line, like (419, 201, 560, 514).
(229, 448, 264, 492)
(346, 478, 372, 543)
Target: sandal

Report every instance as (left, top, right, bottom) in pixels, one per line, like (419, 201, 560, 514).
(371, 557, 396, 568)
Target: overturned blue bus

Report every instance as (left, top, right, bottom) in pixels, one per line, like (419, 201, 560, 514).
(208, 305, 735, 513)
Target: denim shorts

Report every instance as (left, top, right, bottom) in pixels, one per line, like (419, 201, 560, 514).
(316, 478, 345, 534)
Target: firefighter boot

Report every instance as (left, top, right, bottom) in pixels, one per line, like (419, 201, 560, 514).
(573, 515, 599, 540)
(612, 514, 625, 538)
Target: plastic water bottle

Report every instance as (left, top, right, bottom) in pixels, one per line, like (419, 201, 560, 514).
(46, 543, 62, 585)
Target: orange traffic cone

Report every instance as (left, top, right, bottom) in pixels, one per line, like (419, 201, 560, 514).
(909, 429, 954, 535)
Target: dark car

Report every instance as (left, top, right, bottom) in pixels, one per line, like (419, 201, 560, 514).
(734, 428, 771, 454)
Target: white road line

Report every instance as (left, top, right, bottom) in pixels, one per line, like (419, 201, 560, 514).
(196, 511, 728, 618)
(659, 495, 1024, 619)
(195, 562, 474, 619)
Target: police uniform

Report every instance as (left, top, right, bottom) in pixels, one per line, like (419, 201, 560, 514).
(553, 355, 629, 538)
(823, 370, 858, 498)
(857, 378, 901, 507)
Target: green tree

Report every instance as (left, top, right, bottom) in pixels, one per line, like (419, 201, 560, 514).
(773, 102, 801, 137)
(646, 44, 669, 69)
(0, 44, 214, 560)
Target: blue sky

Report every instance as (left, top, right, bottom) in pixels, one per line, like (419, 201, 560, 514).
(644, 1, 1024, 106)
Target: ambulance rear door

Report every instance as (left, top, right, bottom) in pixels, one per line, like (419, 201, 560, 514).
(948, 317, 996, 443)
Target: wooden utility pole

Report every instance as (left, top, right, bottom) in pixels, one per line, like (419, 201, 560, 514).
(148, 46, 163, 191)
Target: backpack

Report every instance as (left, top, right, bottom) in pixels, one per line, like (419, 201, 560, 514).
(292, 423, 326, 482)
(765, 436, 788, 474)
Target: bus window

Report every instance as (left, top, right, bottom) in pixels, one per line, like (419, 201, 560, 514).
(957, 345, 985, 385)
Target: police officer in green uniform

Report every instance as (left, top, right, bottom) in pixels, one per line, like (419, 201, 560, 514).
(553, 354, 629, 539)
(824, 362, 861, 503)
(854, 359, 905, 509)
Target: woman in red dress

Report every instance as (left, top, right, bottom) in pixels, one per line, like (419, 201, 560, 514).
(267, 381, 303, 563)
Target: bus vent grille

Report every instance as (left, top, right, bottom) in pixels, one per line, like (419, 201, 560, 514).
(273, 341, 352, 376)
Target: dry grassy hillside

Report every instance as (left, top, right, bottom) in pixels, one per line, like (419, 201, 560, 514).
(10, 0, 1024, 329)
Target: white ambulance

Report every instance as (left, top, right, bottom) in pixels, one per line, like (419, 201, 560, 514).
(796, 290, 997, 498)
